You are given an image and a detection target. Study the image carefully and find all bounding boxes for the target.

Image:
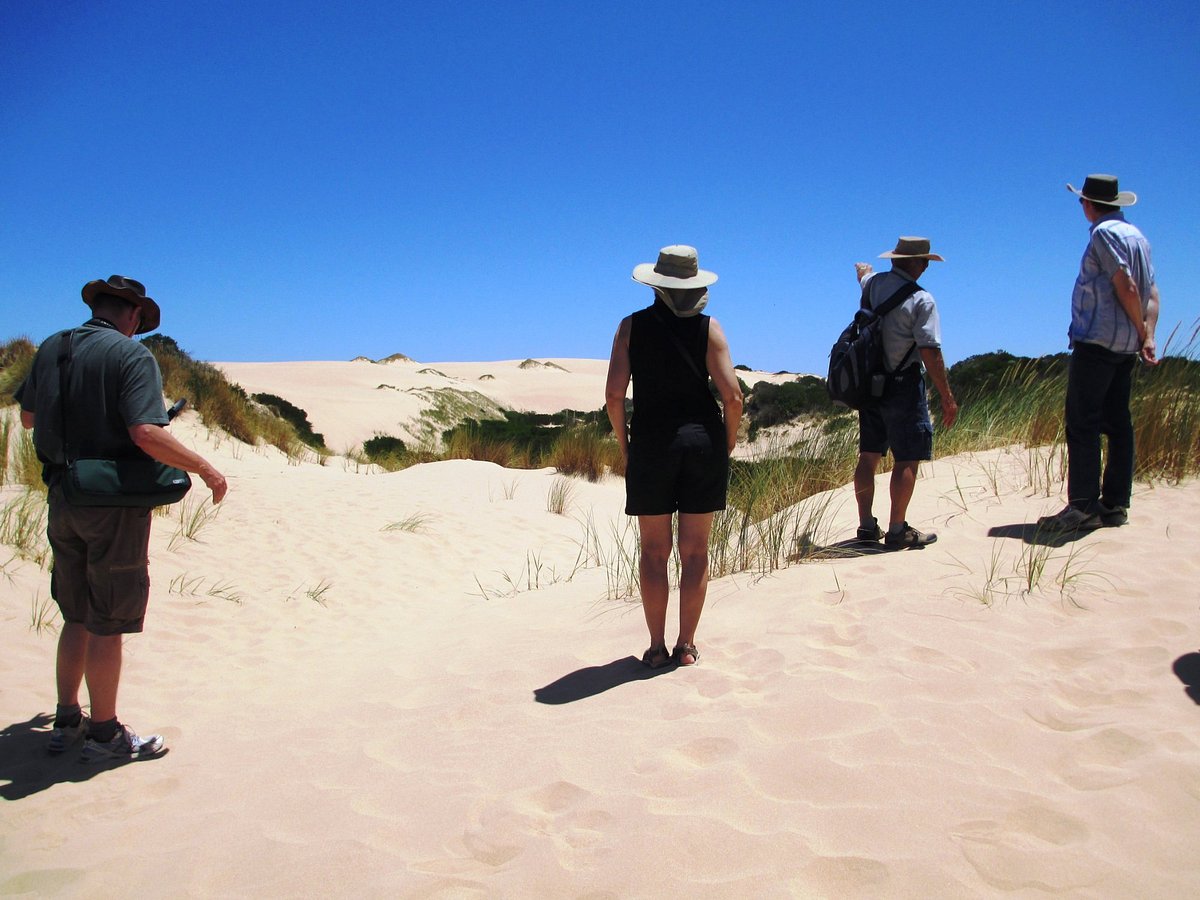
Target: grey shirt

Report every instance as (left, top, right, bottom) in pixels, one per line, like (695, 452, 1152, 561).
(861, 269, 943, 372)
(16, 319, 168, 471)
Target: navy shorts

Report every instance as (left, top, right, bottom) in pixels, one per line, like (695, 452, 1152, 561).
(625, 423, 729, 516)
(47, 484, 153, 635)
(858, 366, 933, 461)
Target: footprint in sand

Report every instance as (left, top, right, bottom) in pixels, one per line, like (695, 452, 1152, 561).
(953, 805, 1095, 892)
(1054, 727, 1153, 790)
(673, 735, 739, 768)
(901, 645, 978, 673)
(800, 855, 890, 894)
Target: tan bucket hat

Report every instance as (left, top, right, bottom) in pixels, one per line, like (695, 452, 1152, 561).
(1067, 173, 1137, 207)
(81, 275, 161, 334)
(879, 236, 945, 262)
(632, 245, 718, 289)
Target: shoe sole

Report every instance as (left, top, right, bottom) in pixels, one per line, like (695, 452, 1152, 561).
(81, 738, 167, 763)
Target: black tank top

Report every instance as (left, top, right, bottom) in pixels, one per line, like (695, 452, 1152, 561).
(628, 299, 723, 441)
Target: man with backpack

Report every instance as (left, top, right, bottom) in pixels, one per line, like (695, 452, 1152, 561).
(851, 237, 957, 549)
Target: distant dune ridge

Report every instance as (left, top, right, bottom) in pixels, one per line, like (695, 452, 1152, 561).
(1, 354, 1198, 896)
(214, 356, 807, 454)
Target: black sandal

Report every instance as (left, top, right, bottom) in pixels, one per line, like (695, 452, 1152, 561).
(641, 644, 672, 669)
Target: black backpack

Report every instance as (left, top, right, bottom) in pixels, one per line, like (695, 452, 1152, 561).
(826, 279, 920, 410)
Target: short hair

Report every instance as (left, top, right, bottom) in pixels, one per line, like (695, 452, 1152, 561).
(1087, 199, 1120, 214)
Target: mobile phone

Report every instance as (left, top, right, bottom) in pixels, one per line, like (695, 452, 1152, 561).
(167, 398, 188, 421)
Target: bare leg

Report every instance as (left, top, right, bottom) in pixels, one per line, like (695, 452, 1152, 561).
(888, 460, 920, 529)
(637, 515, 673, 650)
(854, 452, 882, 524)
(84, 633, 123, 724)
(56, 622, 90, 708)
(675, 513, 714, 664)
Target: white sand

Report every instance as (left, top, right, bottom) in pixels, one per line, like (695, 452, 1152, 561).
(2, 361, 1198, 897)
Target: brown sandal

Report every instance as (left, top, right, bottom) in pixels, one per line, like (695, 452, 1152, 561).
(673, 643, 700, 666)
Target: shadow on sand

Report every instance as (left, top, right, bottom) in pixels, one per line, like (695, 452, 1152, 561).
(1173, 652, 1200, 706)
(534, 656, 676, 705)
(987, 523, 1092, 548)
(0, 713, 168, 801)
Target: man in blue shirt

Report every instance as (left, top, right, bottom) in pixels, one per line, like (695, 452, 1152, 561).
(1039, 175, 1161, 532)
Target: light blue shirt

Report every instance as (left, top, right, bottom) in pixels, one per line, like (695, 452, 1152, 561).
(861, 269, 942, 372)
(1070, 212, 1155, 354)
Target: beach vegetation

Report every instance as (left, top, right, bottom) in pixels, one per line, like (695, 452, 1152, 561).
(546, 476, 575, 515)
(141, 335, 307, 454)
(166, 495, 221, 551)
(0, 489, 49, 566)
(251, 392, 328, 451)
(29, 590, 59, 635)
(383, 512, 432, 533)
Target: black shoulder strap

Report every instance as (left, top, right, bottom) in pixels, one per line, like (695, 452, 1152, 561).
(862, 279, 921, 317)
(56, 329, 78, 463)
(862, 280, 922, 373)
(650, 306, 708, 386)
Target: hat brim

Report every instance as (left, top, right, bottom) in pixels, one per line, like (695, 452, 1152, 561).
(878, 251, 945, 262)
(82, 281, 161, 334)
(631, 264, 718, 289)
(1067, 183, 1137, 207)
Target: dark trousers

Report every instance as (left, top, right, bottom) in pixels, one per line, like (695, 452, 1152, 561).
(1065, 341, 1137, 511)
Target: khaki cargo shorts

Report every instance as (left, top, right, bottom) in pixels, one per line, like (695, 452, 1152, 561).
(47, 484, 153, 635)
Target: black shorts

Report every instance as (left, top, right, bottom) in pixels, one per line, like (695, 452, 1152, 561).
(625, 423, 729, 516)
(858, 366, 933, 461)
(47, 484, 153, 635)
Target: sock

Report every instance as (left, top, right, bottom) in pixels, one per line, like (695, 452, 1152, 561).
(88, 717, 120, 743)
(860, 516, 877, 530)
(887, 522, 905, 536)
(54, 703, 82, 729)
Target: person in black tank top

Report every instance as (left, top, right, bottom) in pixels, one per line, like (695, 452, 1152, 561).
(605, 246, 743, 668)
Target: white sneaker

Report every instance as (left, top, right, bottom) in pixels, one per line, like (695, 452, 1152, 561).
(81, 723, 166, 762)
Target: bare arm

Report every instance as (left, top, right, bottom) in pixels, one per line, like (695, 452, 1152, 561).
(706, 318, 744, 454)
(1112, 269, 1160, 365)
(918, 347, 957, 429)
(129, 423, 228, 503)
(21, 410, 34, 429)
(604, 318, 632, 464)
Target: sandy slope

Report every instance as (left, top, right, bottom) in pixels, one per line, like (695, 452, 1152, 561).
(213, 357, 806, 453)
(1, 380, 1198, 897)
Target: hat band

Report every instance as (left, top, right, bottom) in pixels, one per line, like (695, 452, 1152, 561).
(653, 256, 699, 279)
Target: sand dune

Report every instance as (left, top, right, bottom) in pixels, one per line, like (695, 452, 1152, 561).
(2, 363, 1198, 897)
(213, 356, 807, 453)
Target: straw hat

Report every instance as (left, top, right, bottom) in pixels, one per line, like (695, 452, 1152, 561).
(81, 275, 161, 334)
(1067, 173, 1137, 207)
(632, 245, 718, 289)
(878, 236, 945, 262)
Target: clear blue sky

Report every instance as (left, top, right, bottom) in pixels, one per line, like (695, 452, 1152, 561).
(3, 1, 1197, 373)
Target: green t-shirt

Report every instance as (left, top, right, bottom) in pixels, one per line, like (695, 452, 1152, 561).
(16, 319, 168, 471)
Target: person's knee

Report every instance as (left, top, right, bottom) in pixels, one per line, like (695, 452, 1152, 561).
(640, 544, 672, 569)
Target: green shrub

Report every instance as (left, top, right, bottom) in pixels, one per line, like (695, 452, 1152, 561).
(253, 393, 327, 450)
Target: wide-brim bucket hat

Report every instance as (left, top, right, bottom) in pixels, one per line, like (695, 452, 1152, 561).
(81, 275, 161, 334)
(878, 236, 945, 262)
(1067, 173, 1137, 207)
(632, 245, 718, 289)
